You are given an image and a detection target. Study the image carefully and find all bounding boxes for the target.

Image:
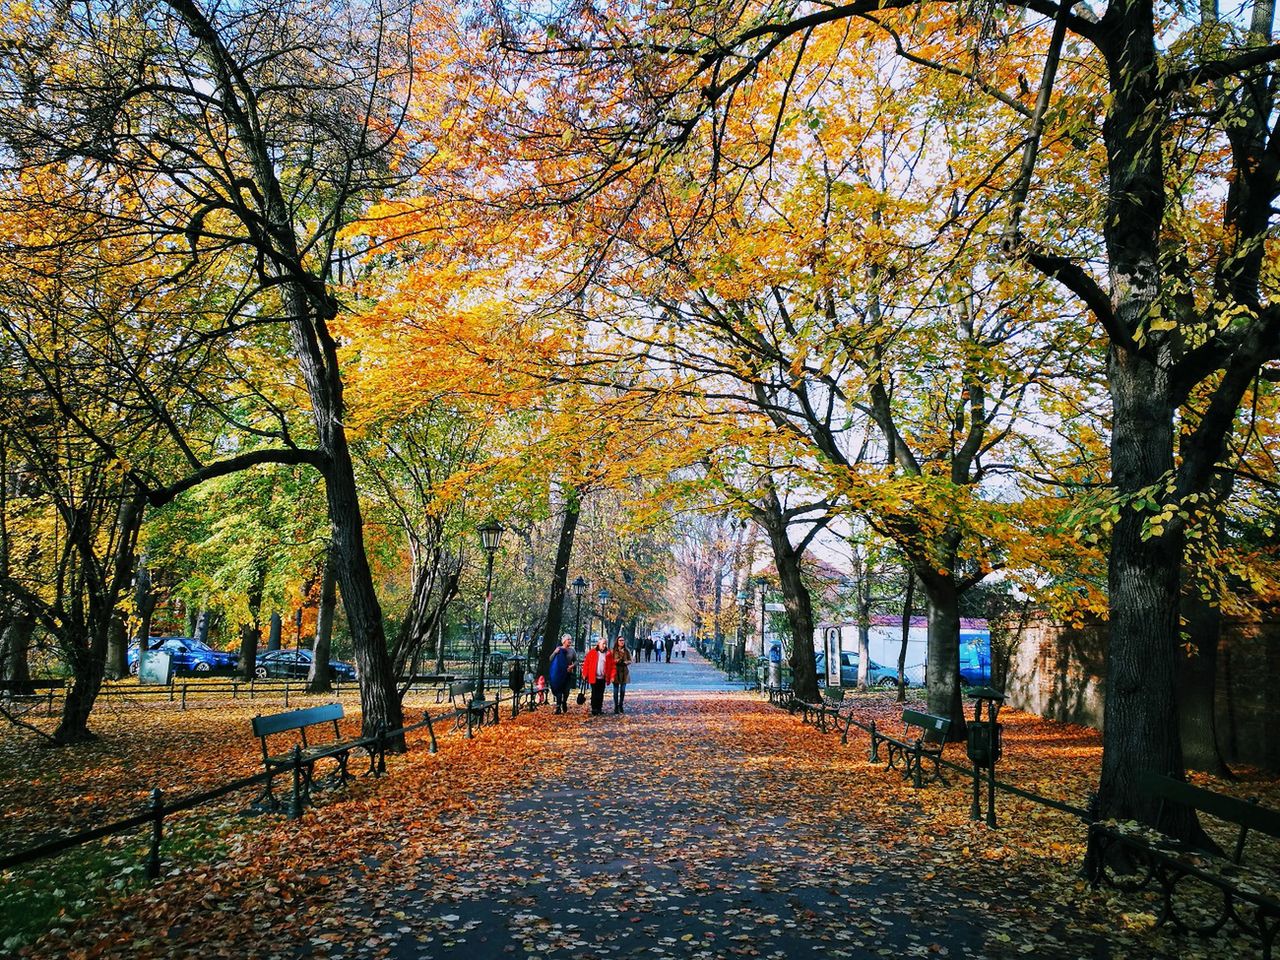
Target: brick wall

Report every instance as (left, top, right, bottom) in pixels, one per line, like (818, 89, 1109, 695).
(1003, 615, 1279, 773)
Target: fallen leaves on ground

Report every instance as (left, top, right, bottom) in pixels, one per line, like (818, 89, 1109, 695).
(1, 686, 1276, 959)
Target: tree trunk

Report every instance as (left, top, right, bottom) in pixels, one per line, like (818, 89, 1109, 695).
(193, 610, 211, 645)
(239, 623, 260, 681)
(54, 660, 105, 745)
(1095, 350, 1200, 841)
(104, 616, 128, 680)
(267, 612, 282, 651)
(323, 446, 404, 747)
(133, 558, 155, 649)
(897, 570, 914, 703)
(536, 491, 581, 677)
(857, 617, 871, 691)
(1177, 587, 1231, 776)
(920, 575, 966, 741)
(308, 544, 338, 694)
(1, 610, 32, 687)
(762, 519, 819, 703)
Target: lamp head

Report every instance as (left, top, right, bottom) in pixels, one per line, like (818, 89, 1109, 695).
(478, 518, 504, 554)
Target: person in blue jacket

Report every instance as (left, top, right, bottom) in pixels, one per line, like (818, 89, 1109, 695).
(548, 634, 573, 714)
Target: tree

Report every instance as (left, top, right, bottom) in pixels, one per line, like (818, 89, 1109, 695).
(493, 0, 1280, 837)
(0, 0, 437, 744)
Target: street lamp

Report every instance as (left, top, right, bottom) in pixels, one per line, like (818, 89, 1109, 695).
(475, 518, 504, 701)
(597, 588, 611, 647)
(571, 576, 588, 654)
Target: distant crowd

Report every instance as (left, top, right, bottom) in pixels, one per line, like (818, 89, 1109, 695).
(542, 632, 689, 716)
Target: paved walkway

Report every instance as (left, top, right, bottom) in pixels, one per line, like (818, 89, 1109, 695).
(623, 649, 744, 692)
(310, 682, 1108, 960)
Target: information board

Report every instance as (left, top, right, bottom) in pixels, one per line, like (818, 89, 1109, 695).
(138, 650, 173, 686)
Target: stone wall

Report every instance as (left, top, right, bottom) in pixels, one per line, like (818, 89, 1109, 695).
(1003, 615, 1279, 773)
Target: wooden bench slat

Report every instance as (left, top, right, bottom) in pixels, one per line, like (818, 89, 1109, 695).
(1139, 771, 1280, 841)
(252, 703, 344, 738)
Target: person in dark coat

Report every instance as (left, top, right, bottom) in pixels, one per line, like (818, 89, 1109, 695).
(611, 636, 632, 714)
(643, 635, 654, 662)
(548, 634, 573, 714)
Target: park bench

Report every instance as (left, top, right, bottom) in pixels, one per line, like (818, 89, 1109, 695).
(765, 682, 792, 706)
(0, 678, 64, 714)
(251, 703, 377, 810)
(790, 697, 841, 734)
(1088, 771, 1280, 958)
(870, 709, 952, 788)
(448, 680, 499, 737)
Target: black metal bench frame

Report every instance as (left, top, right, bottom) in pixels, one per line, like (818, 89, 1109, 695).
(448, 681, 499, 738)
(870, 708, 951, 788)
(1088, 771, 1280, 958)
(251, 703, 377, 810)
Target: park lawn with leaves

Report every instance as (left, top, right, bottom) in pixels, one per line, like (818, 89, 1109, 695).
(2, 693, 1277, 958)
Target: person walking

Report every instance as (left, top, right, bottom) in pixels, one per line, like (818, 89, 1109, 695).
(664, 633, 673, 663)
(643, 635, 654, 663)
(548, 635, 573, 714)
(582, 636, 616, 716)
(654, 635, 665, 663)
(611, 635, 632, 714)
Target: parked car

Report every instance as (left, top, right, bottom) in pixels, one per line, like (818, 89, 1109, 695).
(254, 649, 357, 681)
(128, 637, 239, 675)
(816, 650, 905, 687)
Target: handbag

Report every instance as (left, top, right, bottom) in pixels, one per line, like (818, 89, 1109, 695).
(576, 690, 586, 705)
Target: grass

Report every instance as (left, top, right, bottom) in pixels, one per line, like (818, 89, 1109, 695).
(0, 808, 239, 952)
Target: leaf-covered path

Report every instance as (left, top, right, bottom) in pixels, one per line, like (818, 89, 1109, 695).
(301, 688, 1113, 960)
(22, 678, 1211, 960)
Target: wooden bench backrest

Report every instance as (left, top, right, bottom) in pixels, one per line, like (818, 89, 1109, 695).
(0, 679, 64, 692)
(901, 709, 950, 744)
(1141, 771, 1280, 855)
(252, 703, 344, 739)
(449, 680, 474, 701)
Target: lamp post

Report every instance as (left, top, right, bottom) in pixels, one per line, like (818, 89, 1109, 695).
(571, 576, 588, 654)
(735, 589, 748, 677)
(475, 518, 504, 701)
(597, 588, 611, 648)
(294, 607, 303, 658)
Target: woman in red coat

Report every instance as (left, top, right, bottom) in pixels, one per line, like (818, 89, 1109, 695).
(581, 637, 616, 716)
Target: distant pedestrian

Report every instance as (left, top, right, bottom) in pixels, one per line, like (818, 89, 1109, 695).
(654, 635, 665, 662)
(548, 634, 573, 714)
(644, 635, 654, 662)
(677, 637, 688, 659)
(611, 636, 631, 714)
(582, 636, 616, 716)
(664, 634, 673, 662)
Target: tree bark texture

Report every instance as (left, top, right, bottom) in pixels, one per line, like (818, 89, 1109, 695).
(1177, 588, 1231, 777)
(761, 516, 819, 703)
(920, 576, 966, 741)
(104, 617, 128, 680)
(267, 612, 282, 652)
(897, 571, 914, 703)
(239, 624, 260, 682)
(0, 611, 32, 687)
(308, 545, 338, 694)
(536, 493, 581, 677)
(1096, 350, 1199, 838)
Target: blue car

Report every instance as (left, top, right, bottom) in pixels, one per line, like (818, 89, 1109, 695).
(254, 649, 357, 682)
(128, 637, 239, 675)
